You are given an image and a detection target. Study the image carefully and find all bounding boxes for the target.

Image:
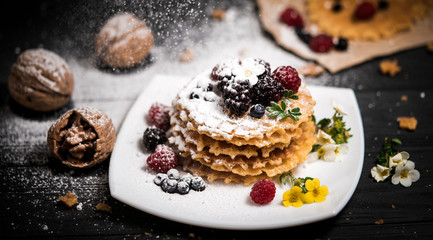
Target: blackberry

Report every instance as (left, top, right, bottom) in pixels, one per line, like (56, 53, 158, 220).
(295, 27, 312, 44)
(143, 127, 167, 151)
(252, 76, 284, 107)
(250, 104, 265, 119)
(255, 58, 271, 79)
(222, 79, 253, 116)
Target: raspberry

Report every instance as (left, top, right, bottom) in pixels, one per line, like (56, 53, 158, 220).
(309, 34, 333, 53)
(143, 127, 167, 152)
(250, 179, 276, 204)
(148, 102, 170, 131)
(354, 2, 376, 20)
(222, 79, 253, 116)
(146, 144, 177, 173)
(252, 75, 284, 107)
(271, 66, 301, 93)
(280, 7, 304, 28)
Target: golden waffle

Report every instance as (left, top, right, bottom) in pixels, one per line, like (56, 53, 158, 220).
(170, 108, 297, 157)
(172, 121, 316, 179)
(173, 78, 315, 144)
(177, 121, 316, 186)
(307, 0, 432, 41)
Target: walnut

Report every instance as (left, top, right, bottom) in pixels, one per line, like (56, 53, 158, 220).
(95, 13, 154, 68)
(47, 107, 116, 168)
(8, 49, 74, 112)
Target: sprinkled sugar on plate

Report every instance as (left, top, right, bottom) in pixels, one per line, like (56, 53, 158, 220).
(109, 75, 364, 230)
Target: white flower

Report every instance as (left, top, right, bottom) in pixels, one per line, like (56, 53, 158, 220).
(316, 130, 335, 145)
(317, 143, 348, 162)
(231, 58, 265, 85)
(332, 100, 348, 115)
(391, 160, 420, 187)
(371, 164, 392, 182)
(389, 151, 409, 168)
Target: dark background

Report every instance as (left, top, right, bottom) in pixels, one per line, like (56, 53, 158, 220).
(1, 0, 433, 239)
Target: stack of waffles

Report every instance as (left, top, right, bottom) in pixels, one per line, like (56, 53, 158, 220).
(168, 60, 317, 186)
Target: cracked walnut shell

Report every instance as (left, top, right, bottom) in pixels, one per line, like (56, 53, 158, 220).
(47, 107, 116, 168)
(8, 49, 74, 112)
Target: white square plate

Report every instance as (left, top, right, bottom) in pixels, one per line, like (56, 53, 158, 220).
(109, 75, 364, 230)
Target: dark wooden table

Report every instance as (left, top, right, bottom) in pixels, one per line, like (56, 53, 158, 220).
(1, 1, 432, 239)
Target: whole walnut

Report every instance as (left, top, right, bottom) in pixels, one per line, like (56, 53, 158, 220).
(47, 107, 116, 168)
(8, 49, 74, 112)
(95, 12, 154, 68)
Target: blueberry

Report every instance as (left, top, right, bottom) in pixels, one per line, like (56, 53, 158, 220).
(206, 84, 213, 92)
(190, 92, 200, 99)
(176, 180, 190, 194)
(334, 38, 348, 51)
(250, 104, 265, 118)
(154, 173, 168, 186)
(190, 177, 206, 191)
(332, 3, 342, 12)
(161, 178, 177, 193)
(378, 0, 388, 10)
(167, 169, 180, 180)
(294, 27, 312, 44)
(180, 173, 193, 185)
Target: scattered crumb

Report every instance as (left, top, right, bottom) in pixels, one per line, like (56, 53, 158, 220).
(58, 192, 78, 207)
(76, 202, 83, 211)
(145, 232, 152, 236)
(95, 202, 112, 212)
(380, 59, 401, 77)
(42, 224, 48, 231)
(297, 63, 325, 77)
(375, 219, 384, 225)
(346, 217, 350, 221)
(179, 49, 194, 62)
(427, 42, 433, 53)
(211, 8, 226, 20)
(397, 116, 418, 131)
(400, 95, 408, 102)
(426, 169, 429, 173)
(188, 233, 195, 238)
(391, 204, 396, 209)
(420, 92, 426, 99)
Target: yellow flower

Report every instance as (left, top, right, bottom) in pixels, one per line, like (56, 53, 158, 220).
(304, 178, 329, 203)
(282, 186, 304, 207)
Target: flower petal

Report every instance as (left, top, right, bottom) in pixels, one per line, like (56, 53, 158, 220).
(305, 179, 314, 191)
(391, 174, 400, 185)
(315, 195, 327, 203)
(302, 192, 314, 204)
(404, 160, 415, 170)
(400, 151, 410, 160)
(292, 200, 303, 208)
(400, 177, 412, 187)
(319, 185, 329, 196)
(282, 200, 291, 207)
(409, 169, 420, 182)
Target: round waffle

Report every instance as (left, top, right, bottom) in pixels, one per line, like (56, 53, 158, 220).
(173, 71, 315, 142)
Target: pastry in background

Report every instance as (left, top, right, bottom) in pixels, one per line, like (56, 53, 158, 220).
(8, 48, 74, 112)
(95, 13, 154, 68)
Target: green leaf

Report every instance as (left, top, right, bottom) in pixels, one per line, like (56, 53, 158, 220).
(280, 100, 286, 111)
